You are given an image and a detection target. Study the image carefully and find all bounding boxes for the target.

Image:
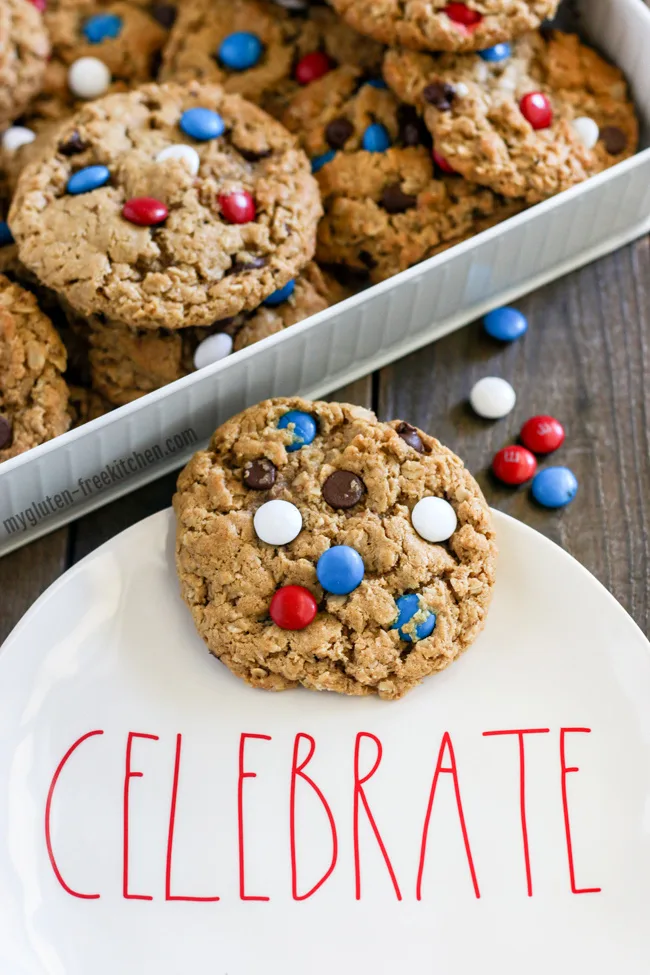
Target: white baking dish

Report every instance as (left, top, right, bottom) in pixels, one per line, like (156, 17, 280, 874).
(1, 0, 649, 555)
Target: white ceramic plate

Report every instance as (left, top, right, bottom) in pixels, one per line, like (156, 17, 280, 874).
(1, 508, 649, 974)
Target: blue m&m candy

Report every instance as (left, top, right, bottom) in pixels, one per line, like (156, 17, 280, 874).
(479, 42, 512, 62)
(277, 410, 317, 451)
(180, 107, 225, 141)
(362, 123, 391, 152)
(531, 467, 578, 508)
(82, 12, 123, 43)
(483, 306, 528, 342)
(218, 31, 264, 71)
(264, 280, 295, 306)
(66, 165, 110, 195)
(311, 149, 336, 173)
(0, 222, 14, 247)
(392, 593, 436, 642)
(365, 78, 388, 89)
(317, 546, 365, 595)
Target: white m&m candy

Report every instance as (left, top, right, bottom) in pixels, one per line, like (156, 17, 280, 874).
(2, 126, 36, 151)
(571, 116, 599, 151)
(469, 376, 516, 419)
(254, 500, 302, 546)
(156, 144, 200, 176)
(411, 497, 457, 543)
(193, 332, 233, 370)
(68, 57, 111, 99)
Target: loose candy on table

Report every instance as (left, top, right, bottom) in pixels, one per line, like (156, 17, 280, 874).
(179, 107, 225, 141)
(571, 117, 600, 150)
(269, 585, 317, 630)
(2, 127, 36, 151)
(531, 466, 578, 508)
(218, 32, 264, 71)
(316, 545, 365, 595)
(294, 51, 331, 85)
(82, 12, 123, 43)
(469, 376, 516, 419)
(193, 332, 233, 370)
(362, 123, 391, 152)
(311, 150, 336, 173)
(520, 92, 553, 130)
(479, 43, 511, 62)
(68, 57, 111, 99)
(219, 190, 256, 224)
(0, 222, 14, 247)
(277, 410, 317, 451)
(411, 496, 457, 542)
(122, 197, 168, 226)
(483, 306, 528, 342)
(263, 280, 295, 306)
(254, 499, 302, 546)
(66, 164, 110, 194)
(392, 593, 436, 643)
(155, 144, 200, 176)
(520, 415, 565, 454)
(492, 445, 537, 485)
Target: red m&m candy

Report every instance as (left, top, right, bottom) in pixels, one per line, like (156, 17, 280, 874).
(218, 190, 256, 224)
(122, 197, 168, 226)
(492, 445, 537, 485)
(294, 51, 332, 86)
(29, 0, 46, 9)
(443, 3, 483, 27)
(520, 415, 565, 454)
(433, 148, 456, 173)
(519, 92, 553, 130)
(270, 585, 318, 630)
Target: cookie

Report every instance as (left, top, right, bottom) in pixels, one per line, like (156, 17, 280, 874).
(9, 81, 322, 330)
(159, 0, 383, 118)
(68, 385, 113, 427)
(327, 0, 559, 52)
(384, 30, 638, 202)
(80, 263, 347, 404)
(0, 0, 50, 128)
(0, 274, 71, 462)
(173, 396, 497, 700)
(283, 65, 520, 280)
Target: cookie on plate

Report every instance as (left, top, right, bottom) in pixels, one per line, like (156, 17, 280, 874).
(174, 396, 497, 700)
(384, 30, 638, 202)
(327, 0, 559, 52)
(159, 0, 383, 118)
(9, 81, 322, 329)
(78, 263, 347, 404)
(0, 274, 70, 462)
(0, 0, 50, 128)
(283, 65, 520, 280)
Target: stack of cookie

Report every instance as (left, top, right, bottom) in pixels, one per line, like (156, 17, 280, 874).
(0, 0, 640, 462)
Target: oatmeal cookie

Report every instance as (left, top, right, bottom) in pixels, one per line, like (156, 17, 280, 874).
(0, 0, 50, 129)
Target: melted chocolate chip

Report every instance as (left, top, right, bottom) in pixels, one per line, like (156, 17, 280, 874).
(237, 146, 272, 162)
(359, 250, 377, 269)
(600, 126, 627, 155)
(226, 257, 267, 275)
(0, 415, 12, 450)
(58, 131, 89, 156)
(381, 183, 417, 214)
(322, 470, 365, 509)
(397, 105, 430, 148)
(325, 116, 354, 150)
(422, 82, 455, 111)
(397, 422, 424, 453)
(149, 2, 177, 27)
(244, 458, 277, 490)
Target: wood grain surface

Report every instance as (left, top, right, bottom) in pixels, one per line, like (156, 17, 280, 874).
(1, 239, 649, 643)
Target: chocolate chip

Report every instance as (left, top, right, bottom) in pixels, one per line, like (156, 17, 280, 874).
(359, 250, 377, 269)
(422, 82, 456, 111)
(325, 116, 354, 150)
(322, 470, 365, 509)
(397, 422, 424, 453)
(397, 104, 430, 148)
(381, 183, 417, 214)
(0, 415, 12, 450)
(149, 2, 177, 27)
(226, 257, 267, 275)
(57, 131, 89, 156)
(600, 126, 627, 155)
(244, 458, 277, 490)
(237, 146, 272, 162)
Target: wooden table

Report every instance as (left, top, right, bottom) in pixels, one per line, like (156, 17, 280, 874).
(2, 238, 649, 643)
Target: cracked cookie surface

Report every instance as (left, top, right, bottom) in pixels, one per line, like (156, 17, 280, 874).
(173, 396, 497, 700)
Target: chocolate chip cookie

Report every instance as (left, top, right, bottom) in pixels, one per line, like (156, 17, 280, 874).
(0, 0, 50, 128)
(327, 0, 559, 52)
(384, 30, 638, 202)
(9, 81, 322, 330)
(0, 274, 71, 462)
(283, 65, 520, 280)
(174, 396, 497, 700)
